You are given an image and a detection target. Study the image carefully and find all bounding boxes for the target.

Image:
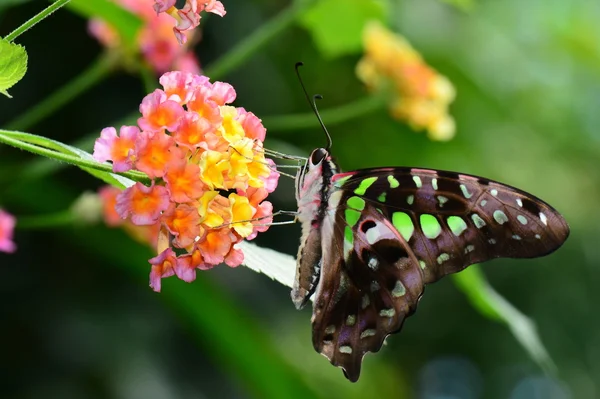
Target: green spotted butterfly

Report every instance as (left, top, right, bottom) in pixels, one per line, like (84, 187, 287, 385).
(289, 66, 569, 382)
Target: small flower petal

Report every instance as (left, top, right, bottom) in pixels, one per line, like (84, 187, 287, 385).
(149, 247, 177, 292)
(0, 209, 16, 253)
(116, 182, 170, 225)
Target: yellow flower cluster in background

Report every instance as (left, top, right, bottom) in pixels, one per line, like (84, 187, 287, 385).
(357, 21, 456, 141)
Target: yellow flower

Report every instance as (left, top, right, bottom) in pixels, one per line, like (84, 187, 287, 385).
(229, 194, 255, 237)
(357, 21, 456, 141)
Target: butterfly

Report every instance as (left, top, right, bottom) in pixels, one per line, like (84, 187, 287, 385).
(288, 65, 570, 382)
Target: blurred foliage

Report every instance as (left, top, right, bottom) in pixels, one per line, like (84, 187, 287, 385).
(1, 0, 599, 398)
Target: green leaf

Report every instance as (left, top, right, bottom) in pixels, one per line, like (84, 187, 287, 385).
(453, 266, 556, 374)
(440, 0, 476, 11)
(66, 0, 142, 49)
(299, 0, 389, 58)
(0, 38, 27, 98)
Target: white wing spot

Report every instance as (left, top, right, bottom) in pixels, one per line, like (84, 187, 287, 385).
(407, 195, 414, 205)
(437, 253, 450, 264)
(539, 212, 548, 226)
(413, 176, 423, 188)
(460, 184, 473, 199)
(480, 200, 487, 207)
(488, 238, 497, 244)
(471, 214, 486, 228)
(516, 198, 523, 207)
(491, 189, 498, 196)
(325, 325, 336, 335)
(368, 256, 379, 270)
(346, 315, 356, 326)
(419, 260, 427, 270)
(437, 196, 448, 207)
(379, 308, 396, 317)
(535, 234, 541, 239)
(465, 245, 475, 254)
(432, 178, 438, 190)
(392, 280, 406, 297)
(362, 295, 370, 309)
(512, 234, 522, 240)
(339, 346, 353, 354)
(365, 226, 380, 245)
(493, 210, 509, 225)
(517, 215, 528, 225)
(370, 281, 380, 292)
(360, 329, 377, 339)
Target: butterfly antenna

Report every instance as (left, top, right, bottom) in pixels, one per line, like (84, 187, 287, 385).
(295, 62, 333, 151)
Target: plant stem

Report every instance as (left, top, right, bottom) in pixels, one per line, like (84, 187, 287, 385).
(205, 0, 317, 80)
(16, 210, 75, 229)
(262, 95, 386, 131)
(5, 55, 115, 131)
(0, 130, 147, 183)
(5, 0, 72, 42)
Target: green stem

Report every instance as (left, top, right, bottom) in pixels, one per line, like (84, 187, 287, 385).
(5, 0, 72, 42)
(16, 210, 75, 229)
(0, 130, 147, 183)
(205, 0, 317, 80)
(4, 55, 115, 131)
(262, 95, 386, 131)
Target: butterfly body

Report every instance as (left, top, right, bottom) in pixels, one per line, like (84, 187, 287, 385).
(292, 147, 569, 382)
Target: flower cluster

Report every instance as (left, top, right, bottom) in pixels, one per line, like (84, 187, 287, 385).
(153, 0, 226, 45)
(0, 209, 16, 253)
(88, 0, 203, 74)
(356, 21, 456, 141)
(93, 71, 279, 291)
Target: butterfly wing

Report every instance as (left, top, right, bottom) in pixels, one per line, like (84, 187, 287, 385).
(332, 167, 569, 284)
(313, 197, 425, 382)
(311, 167, 569, 381)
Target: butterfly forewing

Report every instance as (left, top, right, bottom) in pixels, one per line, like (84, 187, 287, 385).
(333, 167, 569, 283)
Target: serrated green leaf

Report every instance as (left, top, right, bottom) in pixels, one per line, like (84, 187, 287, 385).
(299, 0, 389, 58)
(453, 266, 556, 374)
(0, 39, 28, 98)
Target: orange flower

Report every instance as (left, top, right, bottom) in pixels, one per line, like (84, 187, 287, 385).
(357, 21, 456, 141)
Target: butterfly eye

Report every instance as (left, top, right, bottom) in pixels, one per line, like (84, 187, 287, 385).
(310, 148, 328, 165)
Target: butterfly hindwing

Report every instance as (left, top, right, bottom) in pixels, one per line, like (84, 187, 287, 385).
(333, 167, 569, 284)
(312, 197, 424, 381)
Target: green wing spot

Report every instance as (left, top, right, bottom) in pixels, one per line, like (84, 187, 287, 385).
(354, 177, 377, 196)
(347, 196, 366, 211)
(334, 175, 352, 188)
(377, 192, 387, 202)
(447, 216, 468, 236)
(387, 175, 400, 188)
(392, 212, 414, 242)
(420, 214, 442, 239)
(345, 208, 361, 227)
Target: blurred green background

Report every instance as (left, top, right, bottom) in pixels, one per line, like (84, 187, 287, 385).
(1, 0, 599, 398)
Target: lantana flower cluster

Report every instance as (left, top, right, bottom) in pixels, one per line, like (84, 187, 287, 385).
(0, 209, 16, 253)
(89, 0, 224, 73)
(356, 21, 456, 141)
(93, 71, 279, 291)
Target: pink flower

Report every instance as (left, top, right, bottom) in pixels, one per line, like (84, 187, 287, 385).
(0, 210, 16, 253)
(138, 89, 185, 132)
(93, 125, 139, 172)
